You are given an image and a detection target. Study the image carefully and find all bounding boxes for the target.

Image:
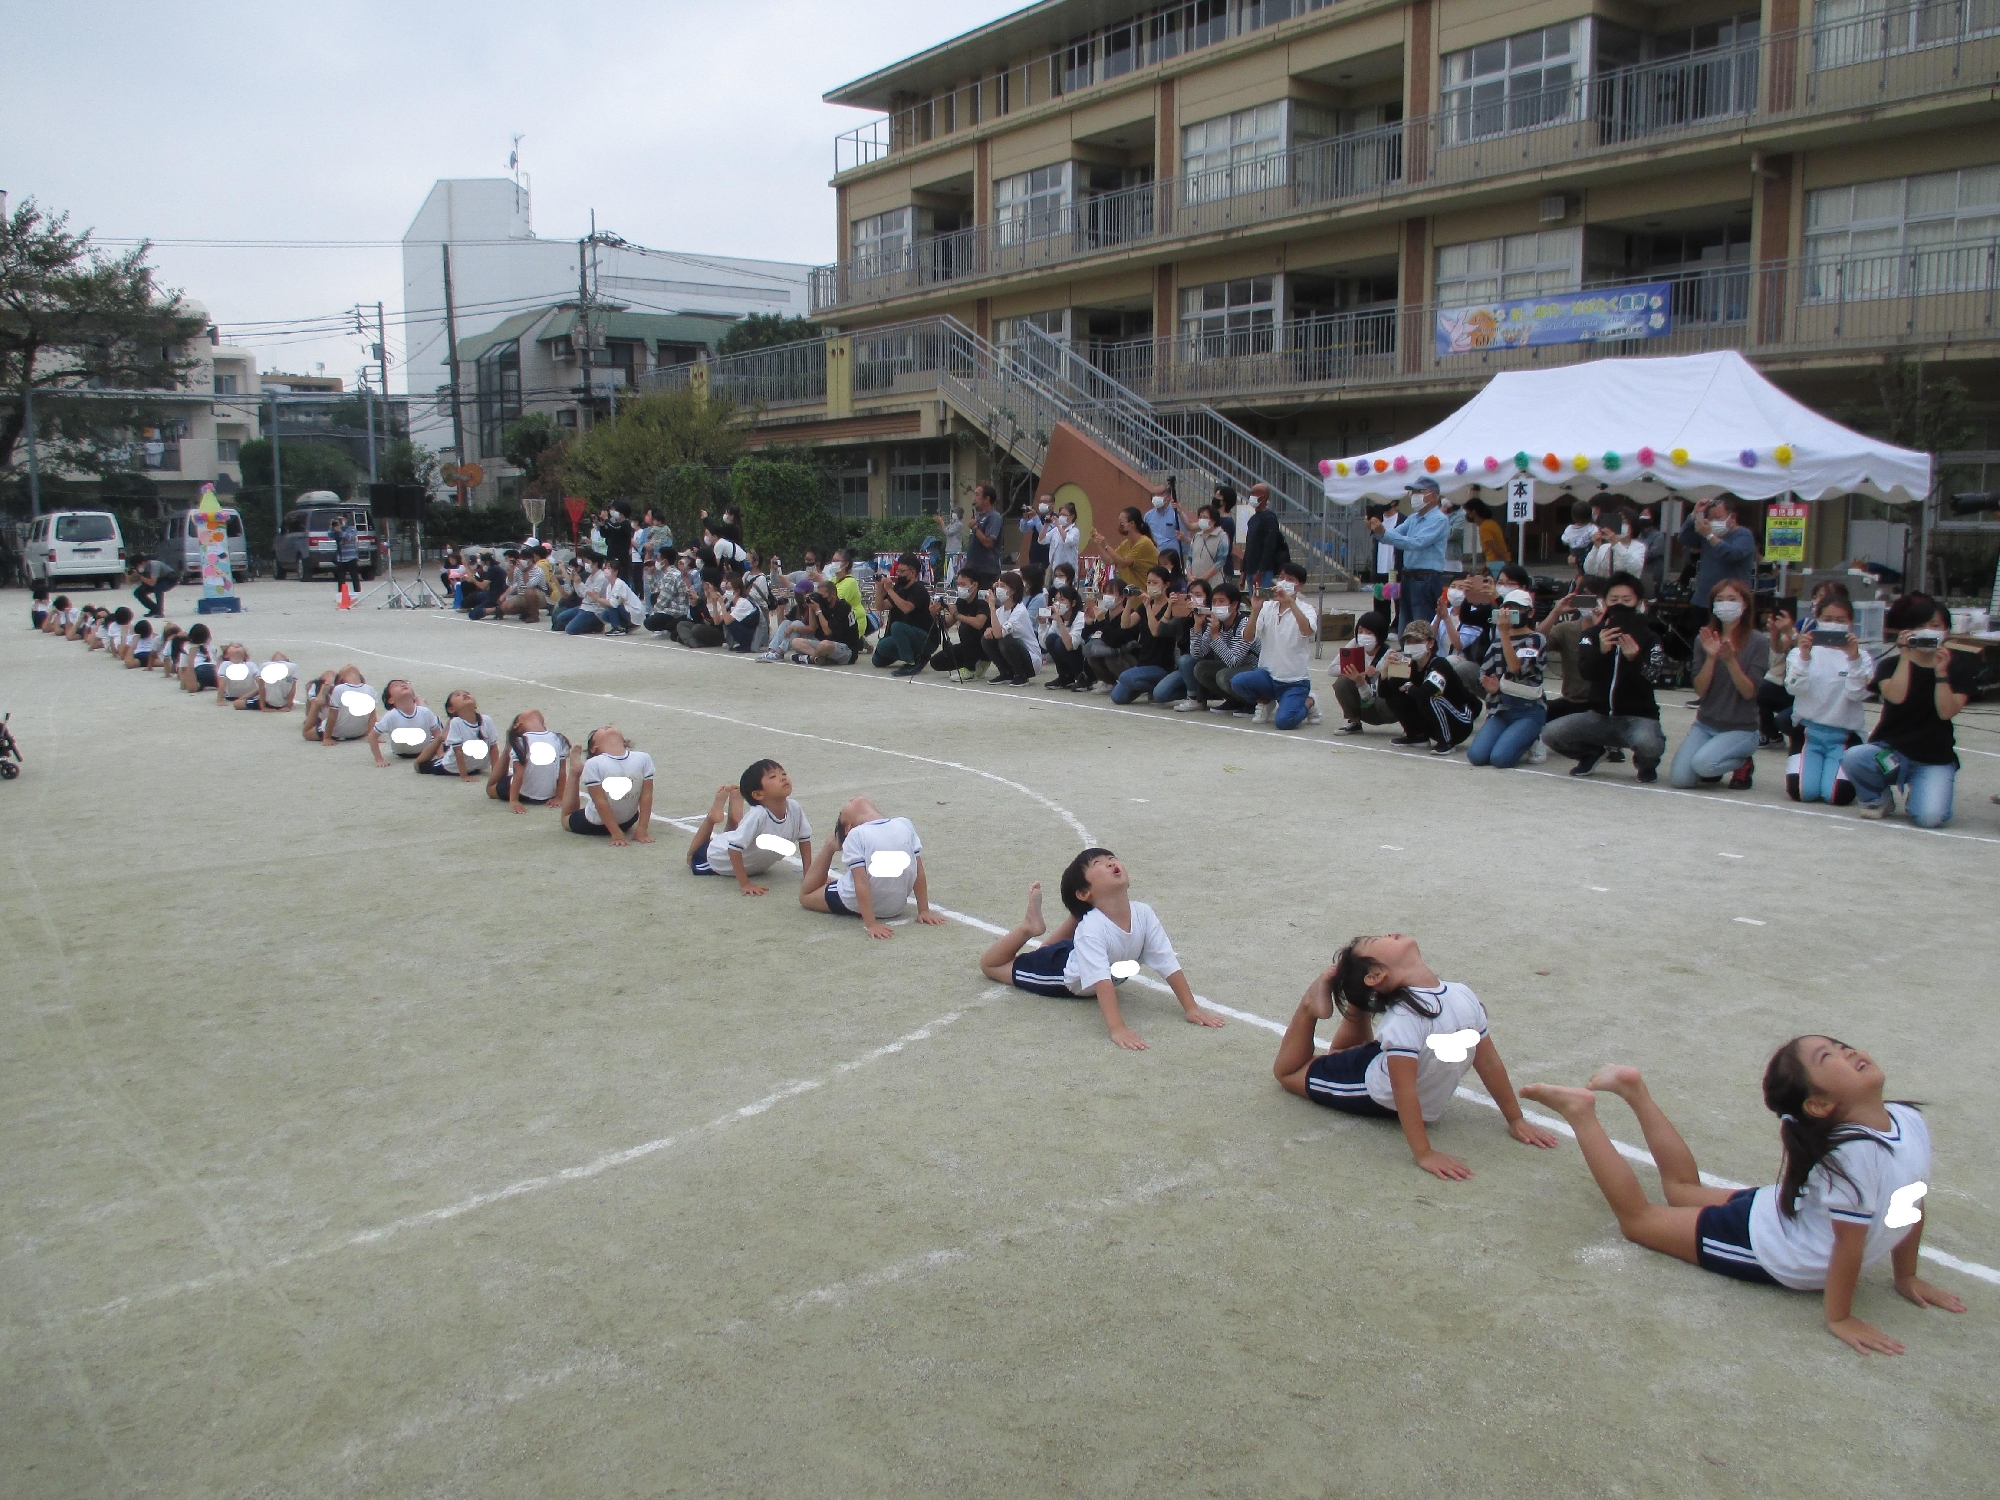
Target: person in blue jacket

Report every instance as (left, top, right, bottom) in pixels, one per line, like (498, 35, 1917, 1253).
(1368, 477, 1452, 631)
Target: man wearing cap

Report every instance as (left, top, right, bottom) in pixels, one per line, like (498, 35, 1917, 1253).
(1367, 478, 1451, 631)
(1239, 483, 1284, 588)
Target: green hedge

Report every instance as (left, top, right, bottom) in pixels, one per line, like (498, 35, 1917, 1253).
(729, 457, 842, 565)
(421, 501, 534, 548)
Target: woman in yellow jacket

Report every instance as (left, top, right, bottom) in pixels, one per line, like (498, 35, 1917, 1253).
(1090, 507, 1160, 590)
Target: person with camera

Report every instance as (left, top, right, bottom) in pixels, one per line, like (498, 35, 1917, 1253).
(1182, 582, 1256, 713)
(1038, 582, 1090, 690)
(1104, 566, 1185, 704)
(963, 483, 1006, 585)
(1150, 578, 1212, 704)
(642, 550, 692, 637)
(930, 565, 995, 680)
(1367, 477, 1451, 631)
(1088, 506, 1161, 591)
(1232, 562, 1323, 729)
(1540, 573, 1669, 781)
(1329, 610, 1397, 733)
(869, 553, 934, 675)
(1079, 585, 1141, 692)
(1678, 498, 1757, 621)
(1465, 587, 1548, 769)
(779, 575, 864, 665)
(1377, 620, 1476, 753)
(1669, 578, 1768, 790)
(978, 570, 1043, 685)
(1841, 594, 1975, 826)
(1784, 595, 1872, 804)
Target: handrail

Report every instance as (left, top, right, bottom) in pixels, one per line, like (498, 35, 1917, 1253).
(812, 15, 2000, 312)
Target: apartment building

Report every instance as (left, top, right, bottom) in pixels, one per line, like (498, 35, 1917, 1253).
(102, 316, 265, 505)
(686, 0, 1998, 567)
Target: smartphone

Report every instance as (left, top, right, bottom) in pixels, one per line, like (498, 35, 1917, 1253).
(1813, 626, 1848, 647)
(1338, 645, 1367, 674)
(1380, 657, 1412, 680)
(1570, 595, 1598, 613)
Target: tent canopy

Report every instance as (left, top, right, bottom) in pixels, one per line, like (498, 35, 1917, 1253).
(1320, 350, 1930, 508)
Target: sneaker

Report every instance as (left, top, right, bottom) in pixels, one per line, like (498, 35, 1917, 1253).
(1605, 748, 1627, 763)
(1044, 676, 1074, 691)
(1173, 699, 1208, 712)
(1338, 720, 1366, 734)
(790, 652, 813, 665)
(1527, 739, 1549, 764)
(1729, 763, 1754, 790)
(970, 661, 992, 680)
(1857, 788, 1897, 819)
(753, 651, 782, 663)
(1251, 703, 1274, 724)
(891, 663, 920, 677)
(1390, 733, 1429, 747)
(1429, 739, 1456, 755)
(1091, 681, 1113, 694)
(1637, 764, 1658, 783)
(1304, 700, 1324, 726)
(1568, 752, 1603, 777)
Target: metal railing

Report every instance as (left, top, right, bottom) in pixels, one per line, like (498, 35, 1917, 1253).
(811, 15, 2000, 312)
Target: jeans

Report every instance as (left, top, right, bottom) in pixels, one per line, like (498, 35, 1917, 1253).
(1542, 710, 1667, 771)
(1841, 743, 1956, 827)
(1467, 695, 1547, 768)
(1230, 668, 1312, 729)
(1401, 569, 1444, 633)
(1669, 722, 1759, 786)
(132, 580, 173, 615)
(1151, 653, 1197, 703)
(565, 609, 607, 635)
(1797, 720, 1851, 804)
(1111, 664, 1169, 703)
(1082, 639, 1136, 684)
(872, 621, 929, 668)
(552, 606, 584, 632)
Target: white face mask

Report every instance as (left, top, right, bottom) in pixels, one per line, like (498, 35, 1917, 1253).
(1146, 583, 1163, 598)
(1403, 640, 1429, 659)
(995, 588, 1012, 605)
(825, 562, 842, 577)
(1053, 601, 1070, 617)
(1196, 518, 1212, 531)
(1708, 519, 1728, 537)
(1711, 599, 1745, 624)
(1052, 576, 1071, 591)
(1212, 605, 1232, 623)
(1447, 588, 1465, 606)
(1277, 580, 1296, 597)
(1355, 633, 1377, 651)
(957, 586, 974, 600)
(1037, 502, 1050, 515)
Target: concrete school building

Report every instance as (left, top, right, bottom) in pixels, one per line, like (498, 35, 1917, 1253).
(670, 0, 1998, 573)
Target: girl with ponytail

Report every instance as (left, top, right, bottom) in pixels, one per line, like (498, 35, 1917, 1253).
(1523, 1038, 1965, 1354)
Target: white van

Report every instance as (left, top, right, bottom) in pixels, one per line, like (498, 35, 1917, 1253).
(157, 508, 250, 583)
(24, 511, 128, 588)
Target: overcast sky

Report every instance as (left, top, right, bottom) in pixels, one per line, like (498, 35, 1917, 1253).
(3, 0, 1018, 391)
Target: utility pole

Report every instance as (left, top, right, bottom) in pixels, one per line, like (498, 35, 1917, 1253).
(375, 301, 390, 445)
(268, 389, 284, 532)
(576, 233, 592, 430)
(442, 244, 467, 507)
(356, 307, 378, 483)
(23, 379, 41, 517)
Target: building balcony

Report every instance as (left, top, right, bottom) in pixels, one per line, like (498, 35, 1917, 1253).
(812, 17, 2000, 315)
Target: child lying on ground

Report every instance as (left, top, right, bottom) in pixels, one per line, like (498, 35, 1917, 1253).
(687, 759, 813, 896)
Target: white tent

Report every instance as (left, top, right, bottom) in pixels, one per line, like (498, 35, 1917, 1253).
(1319, 350, 1931, 508)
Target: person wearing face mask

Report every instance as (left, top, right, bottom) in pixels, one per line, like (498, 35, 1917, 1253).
(964, 483, 1006, 585)
(1018, 494, 1056, 572)
(1670, 578, 1768, 790)
(1184, 583, 1257, 712)
(1432, 572, 1494, 696)
(1678, 498, 1758, 619)
(931, 566, 996, 680)
(1238, 482, 1284, 588)
(1143, 484, 1188, 559)
(1040, 584, 1090, 690)
(870, 552, 935, 675)
(1330, 610, 1399, 734)
(1082, 584, 1143, 691)
(1541, 574, 1669, 781)
(1378, 620, 1478, 753)
(1462, 497, 1512, 576)
(1046, 502, 1082, 575)
(1841, 594, 1975, 826)
(1584, 511, 1646, 598)
(978, 569, 1044, 685)
(1212, 484, 1240, 577)
(1635, 509, 1668, 598)
(784, 576, 864, 665)
(1367, 478, 1451, 631)
(822, 550, 870, 638)
(1466, 588, 1548, 768)
(1783, 596, 1871, 805)
(1089, 505, 1161, 590)
(1109, 565, 1187, 704)
(1234, 563, 1323, 729)
(1186, 505, 1229, 586)
(643, 550, 693, 637)
(1151, 578, 1212, 704)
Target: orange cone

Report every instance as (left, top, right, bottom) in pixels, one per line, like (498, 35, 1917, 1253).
(337, 581, 353, 610)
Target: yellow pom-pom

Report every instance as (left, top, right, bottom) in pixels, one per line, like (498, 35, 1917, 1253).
(1572, 453, 1590, 472)
(1335, 461, 1349, 477)
(1774, 444, 1793, 466)
(1670, 447, 1689, 465)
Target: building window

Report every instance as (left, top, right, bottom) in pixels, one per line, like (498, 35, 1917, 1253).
(1435, 228, 1583, 306)
(1814, 0, 2000, 65)
(994, 163, 1073, 246)
(213, 373, 238, 395)
(1442, 23, 1580, 142)
(1805, 166, 2000, 299)
(474, 338, 522, 458)
(836, 463, 872, 520)
(889, 441, 954, 518)
(216, 438, 242, 463)
(1180, 276, 1278, 355)
(851, 208, 910, 279)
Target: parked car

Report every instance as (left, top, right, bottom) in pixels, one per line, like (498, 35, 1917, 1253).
(273, 493, 377, 580)
(157, 507, 250, 584)
(23, 511, 127, 588)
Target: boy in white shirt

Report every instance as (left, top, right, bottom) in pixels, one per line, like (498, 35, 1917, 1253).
(368, 680, 446, 767)
(687, 758, 815, 896)
(980, 849, 1226, 1051)
(799, 796, 946, 938)
(560, 726, 655, 844)
(1231, 562, 1323, 729)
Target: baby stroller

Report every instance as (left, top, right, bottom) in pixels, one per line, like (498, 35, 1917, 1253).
(0, 714, 20, 779)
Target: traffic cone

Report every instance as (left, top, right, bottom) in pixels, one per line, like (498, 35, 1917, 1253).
(337, 580, 353, 610)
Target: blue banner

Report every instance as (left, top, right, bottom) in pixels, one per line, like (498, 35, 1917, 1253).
(1436, 284, 1672, 358)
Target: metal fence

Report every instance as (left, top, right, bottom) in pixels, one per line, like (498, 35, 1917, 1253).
(811, 15, 2000, 312)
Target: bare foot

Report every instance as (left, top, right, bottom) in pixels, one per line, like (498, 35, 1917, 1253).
(1521, 1084, 1598, 1121)
(709, 782, 733, 817)
(1303, 965, 1337, 1021)
(1021, 882, 1046, 939)
(1587, 1064, 1645, 1102)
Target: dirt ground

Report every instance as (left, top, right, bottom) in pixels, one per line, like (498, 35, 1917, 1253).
(3, 580, 1997, 1499)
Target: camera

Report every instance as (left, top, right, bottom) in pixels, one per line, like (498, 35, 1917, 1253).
(1380, 656, 1412, 680)
(1570, 594, 1598, 614)
(1907, 628, 1946, 649)
(1493, 605, 1526, 628)
(1812, 625, 1849, 647)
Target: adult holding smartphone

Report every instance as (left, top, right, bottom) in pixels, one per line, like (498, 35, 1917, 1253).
(1842, 594, 1974, 826)
(1367, 478, 1449, 630)
(1232, 564, 1322, 728)
(1669, 577, 1767, 790)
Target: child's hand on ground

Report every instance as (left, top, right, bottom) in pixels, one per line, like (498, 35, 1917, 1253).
(739, 881, 769, 897)
(1108, 1026, 1148, 1051)
(1507, 1116, 1561, 1149)
(1183, 1007, 1226, 1028)
(915, 909, 947, 925)
(1894, 1276, 1966, 1314)
(864, 921, 895, 939)
(631, 828, 654, 844)
(1415, 1150, 1472, 1181)
(1827, 1316, 1904, 1356)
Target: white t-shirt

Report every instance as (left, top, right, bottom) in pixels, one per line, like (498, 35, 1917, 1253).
(994, 601, 1043, 667)
(834, 817, 922, 914)
(1253, 595, 1318, 682)
(100, 622, 127, 653)
(1061, 901, 1181, 994)
(1362, 981, 1490, 1122)
(253, 663, 297, 708)
(374, 703, 443, 756)
(326, 682, 375, 739)
(1046, 520, 1081, 572)
(184, 643, 215, 673)
(510, 729, 570, 801)
(708, 799, 814, 876)
(438, 713, 498, 773)
(1747, 1103, 1932, 1290)
(217, 659, 257, 699)
(580, 748, 654, 826)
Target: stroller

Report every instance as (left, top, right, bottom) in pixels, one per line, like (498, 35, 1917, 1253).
(0, 714, 19, 779)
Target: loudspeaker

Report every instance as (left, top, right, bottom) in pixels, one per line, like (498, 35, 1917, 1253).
(369, 482, 429, 520)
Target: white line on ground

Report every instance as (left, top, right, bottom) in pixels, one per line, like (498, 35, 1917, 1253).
(1734, 917, 1768, 925)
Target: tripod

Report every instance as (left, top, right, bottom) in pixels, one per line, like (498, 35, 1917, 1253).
(356, 516, 441, 609)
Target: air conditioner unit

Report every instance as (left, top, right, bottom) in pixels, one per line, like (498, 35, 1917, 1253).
(1539, 194, 1569, 223)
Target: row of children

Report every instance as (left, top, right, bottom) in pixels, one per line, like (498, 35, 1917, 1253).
(36, 593, 301, 708)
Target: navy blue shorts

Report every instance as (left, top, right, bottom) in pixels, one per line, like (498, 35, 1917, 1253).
(822, 883, 854, 916)
(494, 773, 549, 805)
(689, 848, 721, 876)
(1696, 1188, 1779, 1286)
(1009, 940, 1077, 998)
(567, 808, 637, 836)
(1303, 1041, 1399, 1118)
(416, 758, 459, 776)
(192, 663, 216, 689)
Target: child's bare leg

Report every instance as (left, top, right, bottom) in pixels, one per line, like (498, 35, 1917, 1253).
(1521, 1085, 1702, 1263)
(558, 748, 585, 818)
(1274, 977, 1335, 1096)
(980, 883, 1046, 982)
(1589, 1066, 1737, 1208)
(687, 783, 732, 864)
(799, 832, 840, 909)
(1326, 1008, 1375, 1054)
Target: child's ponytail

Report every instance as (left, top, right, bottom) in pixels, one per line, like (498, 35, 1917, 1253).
(1327, 938, 1442, 1020)
(1762, 1036, 1874, 1218)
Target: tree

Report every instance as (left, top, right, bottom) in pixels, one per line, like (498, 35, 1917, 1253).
(560, 387, 743, 510)
(1, 197, 207, 481)
(381, 438, 440, 493)
(716, 313, 820, 357)
(502, 412, 560, 474)
(239, 437, 359, 508)
(730, 457, 842, 563)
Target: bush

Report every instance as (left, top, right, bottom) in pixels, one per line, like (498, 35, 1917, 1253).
(421, 501, 533, 548)
(841, 514, 937, 558)
(729, 457, 842, 565)
(652, 464, 729, 552)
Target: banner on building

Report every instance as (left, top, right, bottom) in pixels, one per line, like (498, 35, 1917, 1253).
(1436, 284, 1673, 358)
(1765, 500, 1809, 564)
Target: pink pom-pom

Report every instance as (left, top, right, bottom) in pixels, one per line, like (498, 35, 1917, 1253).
(1637, 446, 1655, 467)
(1392, 456, 1409, 472)
(1483, 456, 1499, 471)
(1318, 459, 1335, 477)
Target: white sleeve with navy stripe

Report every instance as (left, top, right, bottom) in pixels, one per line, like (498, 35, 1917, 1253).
(1363, 982, 1490, 1122)
(580, 749, 654, 826)
(1062, 902, 1181, 994)
(375, 704, 443, 754)
(439, 713, 497, 772)
(1746, 1103, 1931, 1290)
